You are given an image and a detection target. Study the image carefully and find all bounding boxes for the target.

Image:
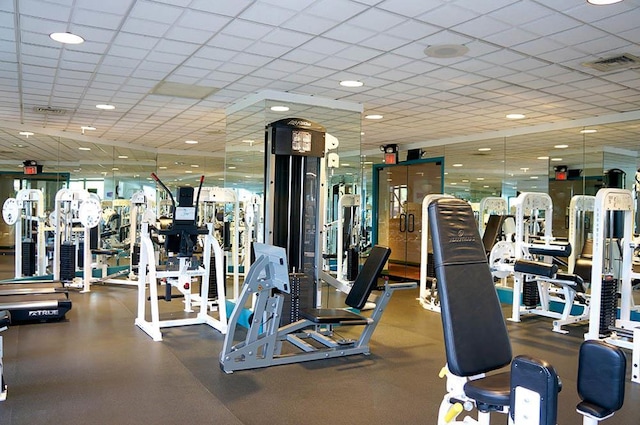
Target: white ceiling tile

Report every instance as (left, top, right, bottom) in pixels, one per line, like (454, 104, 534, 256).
(358, 33, 411, 52)
(176, 9, 231, 33)
(385, 20, 439, 41)
(334, 45, 381, 62)
(512, 38, 564, 56)
(318, 55, 359, 70)
(20, 0, 71, 21)
(416, 4, 479, 28)
(207, 34, 254, 51)
(130, 1, 183, 25)
(231, 52, 272, 68)
(521, 13, 581, 37)
(323, 24, 376, 44)
(166, 26, 215, 44)
(281, 14, 338, 35)
(307, 0, 368, 21)
(74, 9, 123, 30)
(377, 0, 441, 18)
(121, 18, 170, 37)
(298, 37, 350, 56)
(485, 28, 540, 48)
(282, 49, 326, 65)
(261, 28, 314, 48)
(244, 41, 292, 58)
(452, 16, 512, 39)
(346, 8, 407, 32)
(571, 36, 631, 57)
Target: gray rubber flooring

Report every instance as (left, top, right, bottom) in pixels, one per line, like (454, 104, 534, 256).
(0, 254, 638, 425)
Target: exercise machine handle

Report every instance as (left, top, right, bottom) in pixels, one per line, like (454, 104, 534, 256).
(399, 213, 406, 232)
(408, 213, 415, 233)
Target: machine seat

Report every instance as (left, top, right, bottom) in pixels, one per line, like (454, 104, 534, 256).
(554, 272, 586, 293)
(576, 401, 614, 419)
(91, 249, 119, 256)
(300, 245, 391, 325)
(463, 372, 511, 408)
(0, 310, 9, 327)
(300, 308, 368, 325)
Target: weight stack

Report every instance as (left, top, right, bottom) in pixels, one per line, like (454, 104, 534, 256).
(60, 242, 76, 282)
(22, 238, 36, 276)
(208, 255, 227, 300)
(523, 278, 540, 308)
(132, 244, 140, 266)
(279, 273, 313, 326)
(346, 247, 358, 281)
(599, 276, 618, 337)
(77, 242, 84, 268)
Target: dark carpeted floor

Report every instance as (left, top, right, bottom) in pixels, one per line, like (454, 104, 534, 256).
(0, 252, 638, 425)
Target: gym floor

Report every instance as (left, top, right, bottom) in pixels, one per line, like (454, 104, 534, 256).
(0, 253, 638, 425)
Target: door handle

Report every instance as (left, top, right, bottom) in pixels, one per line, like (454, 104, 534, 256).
(408, 213, 415, 233)
(399, 213, 406, 232)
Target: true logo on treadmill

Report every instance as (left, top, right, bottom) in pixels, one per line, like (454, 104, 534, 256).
(28, 309, 59, 316)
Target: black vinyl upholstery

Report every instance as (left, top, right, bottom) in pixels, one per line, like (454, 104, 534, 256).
(482, 215, 508, 254)
(300, 245, 390, 323)
(577, 340, 626, 418)
(513, 259, 557, 278)
(0, 310, 9, 327)
(428, 199, 512, 377)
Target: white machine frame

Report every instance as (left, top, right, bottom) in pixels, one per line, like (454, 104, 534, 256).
(52, 189, 102, 292)
(2, 189, 48, 278)
(568, 195, 595, 275)
(510, 192, 590, 333)
(419, 194, 454, 312)
(585, 188, 639, 384)
(478, 196, 508, 237)
(135, 222, 227, 341)
(198, 186, 240, 300)
(335, 193, 360, 284)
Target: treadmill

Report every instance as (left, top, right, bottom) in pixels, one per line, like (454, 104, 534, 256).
(0, 280, 72, 323)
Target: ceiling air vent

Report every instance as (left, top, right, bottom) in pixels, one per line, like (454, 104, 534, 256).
(33, 106, 67, 115)
(583, 53, 640, 72)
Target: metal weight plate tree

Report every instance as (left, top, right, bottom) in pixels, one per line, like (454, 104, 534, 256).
(264, 118, 326, 313)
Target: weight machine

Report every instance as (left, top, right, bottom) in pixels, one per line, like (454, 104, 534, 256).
(568, 195, 595, 277)
(0, 310, 9, 401)
(419, 194, 454, 312)
(2, 189, 47, 278)
(52, 189, 102, 292)
(243, 194, 263, 276)
(429, 198, 626, 425)
(489, 192, 589, 333)
(197, 186, 240, 300)
(334, 193, 360, 284)
(135, 174, 227, 341)
(477, 196, 508, 237)
(585, 188, 640, 384)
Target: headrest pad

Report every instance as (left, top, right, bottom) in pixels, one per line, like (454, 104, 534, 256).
(429, 199, 487, 267)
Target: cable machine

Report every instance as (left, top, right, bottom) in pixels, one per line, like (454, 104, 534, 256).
(586, 188, 639, 384)
(2, 189, 47, 278)
(478, 196, 508, 237)
(264, 118, 329, 310)
(52, 188, 102, 292)
(197, 186, 240, 300)
(135, 174, 227, 341)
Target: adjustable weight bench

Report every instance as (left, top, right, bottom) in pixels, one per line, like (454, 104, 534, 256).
(429, 198, 626, 425)
(220, 244, 415, 373)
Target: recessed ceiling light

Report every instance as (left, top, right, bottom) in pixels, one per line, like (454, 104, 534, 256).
(462, 179, 469, 183)
(118, 155, 128, 159)
(451, 182, 457, 185)
(365, 114, 383, 120)
(452, 163, 463, 167)
(506, 113, 526, 120)
(270, 105, 289, 112)
(50, 32, 84, 44)
(228, 166, 237, 169)
(478, 147, 491, 152)
(530, 176, 539, 179)
(96, 104, 115, 110)
(551, 158, 563, 162)
(218, 178, 224, 181)
(19, 131, 34, 137)
(81, 126, 96, 133)
(342, 163, 350, 166)
(424, 44, 469, 58)
(537, 156, 549, 160)
(185, 140, 198, 144)
(587, 0, 622, 4)
(185, 170, 193, 174)
(340, 80, 364, 87)
(191, 164, 199, 168)
(477, 177, 485, 181)
(78, 147, 91, 151)
(159, 166, 167, 170)
(242, 139, 255, 144)
(580, 129, 598, 134)
(483, 185, 490, 188)
(111, 167, 119, 171)
(554, 144, 569, 149)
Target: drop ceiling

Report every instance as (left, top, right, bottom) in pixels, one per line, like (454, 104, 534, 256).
(1, 0, 640, 181)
